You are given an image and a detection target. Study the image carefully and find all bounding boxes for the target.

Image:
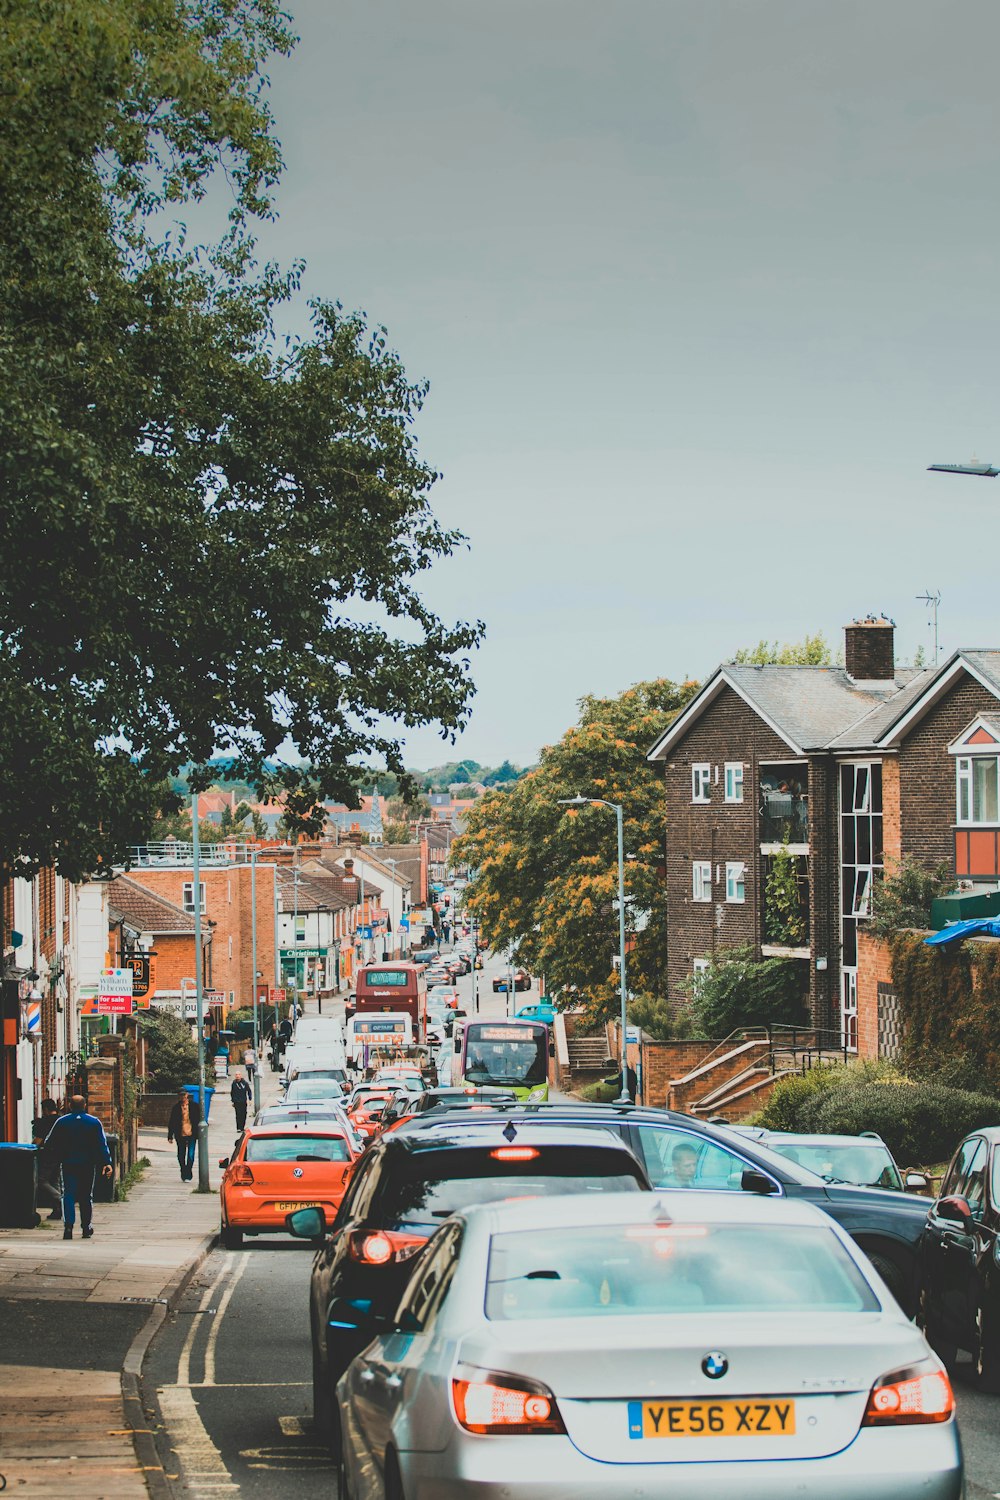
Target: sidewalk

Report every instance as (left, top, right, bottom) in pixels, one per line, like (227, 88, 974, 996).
(0, 1067, 276, 1498)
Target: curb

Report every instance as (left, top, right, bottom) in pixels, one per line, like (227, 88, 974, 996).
(121, 1228, 219, 1500)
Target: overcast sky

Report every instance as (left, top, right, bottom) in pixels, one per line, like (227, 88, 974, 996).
(256, 1, 1000, 768)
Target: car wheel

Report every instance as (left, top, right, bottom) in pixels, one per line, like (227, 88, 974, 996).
(221, 1224, 243, 1250)
(974, 1300, 1000, 1393)
(383, 1448, 405, 1500)
(866, 1251, 909, 1313)
(918, 1287, 957, 1371)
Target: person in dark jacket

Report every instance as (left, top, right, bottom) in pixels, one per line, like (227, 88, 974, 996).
(167, 1089, 202, 1181)
(44, 1096, 112, 1239)
(230, 1074, 252, 1131)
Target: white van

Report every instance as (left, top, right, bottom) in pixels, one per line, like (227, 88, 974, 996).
(282, 1040, 348, 1089)
(293, 1015, 343, 1047)
(345, 1012, 413, 1070)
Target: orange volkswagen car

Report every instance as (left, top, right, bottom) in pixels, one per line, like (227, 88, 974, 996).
(219, 1122, 359, 1249)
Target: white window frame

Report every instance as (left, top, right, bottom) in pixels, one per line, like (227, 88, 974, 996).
(692, 860, 712, 902)
(955, 753, 1000, 826)
(851, 868, 873, 918)
(724, 763, 744, 804)
(182, 881, 206, 915)
(725, 861, 746, 903)
(691, 764, 711, 803)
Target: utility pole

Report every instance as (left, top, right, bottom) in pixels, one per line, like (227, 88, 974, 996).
(191, 797, 210, 1191)
(916, 589, 941, 665)
(250, 845, 260, 1113)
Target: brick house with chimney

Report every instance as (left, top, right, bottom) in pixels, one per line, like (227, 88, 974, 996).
(647, 617, 934, 1043)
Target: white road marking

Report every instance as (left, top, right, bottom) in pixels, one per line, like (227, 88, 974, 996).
(157, 1249, 252, 1498)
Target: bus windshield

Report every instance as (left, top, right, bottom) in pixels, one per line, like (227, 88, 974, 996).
(462, 1023, 548, 1092)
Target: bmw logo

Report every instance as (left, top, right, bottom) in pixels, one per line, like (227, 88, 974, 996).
(293, 1167, 304, 1178)
(702, 1351, 728, 1380)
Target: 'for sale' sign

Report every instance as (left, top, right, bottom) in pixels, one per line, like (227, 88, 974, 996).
(98, 967, 134, 1015)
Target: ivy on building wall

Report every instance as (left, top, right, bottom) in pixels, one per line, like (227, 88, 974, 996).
(764, 839, 806, 946)
(890, 931, 1000, 1093)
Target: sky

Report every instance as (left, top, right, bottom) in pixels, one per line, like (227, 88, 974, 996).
(253, 0, 1000, 768)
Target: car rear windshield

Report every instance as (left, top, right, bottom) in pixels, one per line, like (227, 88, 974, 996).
(246, 1135, 351, 1163)
(285, 1082, 345, 1100)
(485, 1223, 880, 1320)
(377, 1146, 642, 1228)
(768, 1141, 902, 1191)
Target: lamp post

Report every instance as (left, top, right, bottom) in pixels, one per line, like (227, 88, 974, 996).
(558, 794, 631, 1103)
(191, 797, 210, 1190)
(250, 845, 260, 1113)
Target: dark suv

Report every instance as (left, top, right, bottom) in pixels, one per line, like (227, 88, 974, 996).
(291, 1121, 650, 1445)
(395, 1102, 931, 1313)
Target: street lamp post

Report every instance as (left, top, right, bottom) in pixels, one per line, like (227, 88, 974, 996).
(191, 797, 210, 1189)
(250, 845, 260, 1113)
(559, 794, 631, 1103)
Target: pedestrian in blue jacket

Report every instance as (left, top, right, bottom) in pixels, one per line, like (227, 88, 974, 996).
(45, 1095, 113, 1240)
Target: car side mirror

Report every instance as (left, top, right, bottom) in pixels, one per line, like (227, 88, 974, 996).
(935, 1194, 973, 1228)
(904, 1171, 930, 1194)
(217, 1156, 230, 1168)
(741, 1169, 778, 1196)
(286, 1206, 326, 1240)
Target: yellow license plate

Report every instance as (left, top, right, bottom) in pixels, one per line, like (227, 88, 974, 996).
(274, 1200, 322, 1212)
(628, 1399, 796, 1439)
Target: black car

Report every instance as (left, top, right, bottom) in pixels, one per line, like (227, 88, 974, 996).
(290, 1121, 651, 1445)
(395, 1101, 931, 1313)
(918, 1124, 1000, 1390)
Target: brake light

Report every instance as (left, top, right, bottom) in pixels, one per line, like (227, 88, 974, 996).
(452, 1370, 565, 1435)
(490, 1147, 539, 1162)
(862, 1363, 954, 1426)
(347, 1229, 427, 1265)
(230, 1164, 254, 1186)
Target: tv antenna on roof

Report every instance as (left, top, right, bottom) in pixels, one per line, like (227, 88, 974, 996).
(916, 590, 941, 666)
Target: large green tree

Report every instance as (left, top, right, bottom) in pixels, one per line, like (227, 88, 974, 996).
(0, 0, 480, 884)
(452, 679, 698, 1020)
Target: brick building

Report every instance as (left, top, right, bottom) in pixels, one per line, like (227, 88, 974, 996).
(648, 617, 933, 1042)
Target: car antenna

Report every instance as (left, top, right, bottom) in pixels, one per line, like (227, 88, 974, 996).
(502, 1120, 518, 1143)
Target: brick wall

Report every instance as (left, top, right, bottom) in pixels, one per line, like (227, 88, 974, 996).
(639, 1039, 719, 1109)
(127, 864, 277, 1010)
(856, 929, 893, 1059)
(661, 683, 840, 1029)
(882, 757, 902, 869)
(899, 672, 1000, 867)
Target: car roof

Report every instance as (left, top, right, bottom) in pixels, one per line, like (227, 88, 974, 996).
(390, 1122, 636, 1155)
(456, 1189, 837, 1236)
(761, 1131, 893, 1149)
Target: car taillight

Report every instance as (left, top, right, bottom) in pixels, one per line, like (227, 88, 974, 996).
(230, 1164, 254, 1186)
(347, 1229, 426, 1265)
(490, 1147, 539, 1162)
(452, 1369, 565, 1435)
(862, 1362, 954, 1426)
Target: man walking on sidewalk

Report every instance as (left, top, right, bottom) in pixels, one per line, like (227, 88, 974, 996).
(167, 1088, 201, 1181)
(45, 1096, 113, 1240)
(230, 1074, 252, 1131)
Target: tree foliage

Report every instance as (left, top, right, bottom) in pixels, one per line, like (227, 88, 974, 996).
(868, 855, 952, 940)
(731, 632, 833, 666)
(140, 1007, 199, 1094)
(0, 0, 480, 883)
(764, 840, 808, 946)
(677, 946, 806, 1037)
(452, 679, 699, 1020)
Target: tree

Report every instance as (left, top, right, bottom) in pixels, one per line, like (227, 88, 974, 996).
(0, 1, 481, 886)
(677, 947, 806, 1036)
(140, 1008, 199, 1094)
(869, 855, 952, 940)
(482, 760, 523, 787)
(764, 839, 808, 946)
(452, 679, 700, 1020)
(731, 633, 833, 666)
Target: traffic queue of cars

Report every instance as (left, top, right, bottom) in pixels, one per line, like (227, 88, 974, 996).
(212, 973, 996, 1496)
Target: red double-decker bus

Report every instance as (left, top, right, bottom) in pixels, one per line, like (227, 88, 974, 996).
(352, 962, 427, 1044)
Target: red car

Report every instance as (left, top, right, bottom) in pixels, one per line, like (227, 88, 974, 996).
(218, 1122, 359, 1248)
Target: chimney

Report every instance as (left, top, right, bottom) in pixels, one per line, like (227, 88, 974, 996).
(342, 858, 355, 876)
(845, 616, 895, 682)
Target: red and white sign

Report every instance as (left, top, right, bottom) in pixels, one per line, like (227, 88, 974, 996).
(204, 990, 226, 1007)
(269, 987, 287, 1006)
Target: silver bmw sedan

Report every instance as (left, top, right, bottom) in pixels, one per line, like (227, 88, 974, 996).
(335, 1191, 962, 1500)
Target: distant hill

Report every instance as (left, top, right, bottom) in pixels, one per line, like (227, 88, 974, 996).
(171, 756, 530, 801)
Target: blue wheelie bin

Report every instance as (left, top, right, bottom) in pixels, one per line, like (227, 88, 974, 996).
(182, 1084, 214, 1121)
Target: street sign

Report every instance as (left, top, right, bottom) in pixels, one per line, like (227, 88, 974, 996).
(204, 990, 226, 1007)
(269, 987, 287, 1007)
(625, 1025, 641, 1044)
(98, 967, 134, 1015)
(357, 925, 373, 940)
